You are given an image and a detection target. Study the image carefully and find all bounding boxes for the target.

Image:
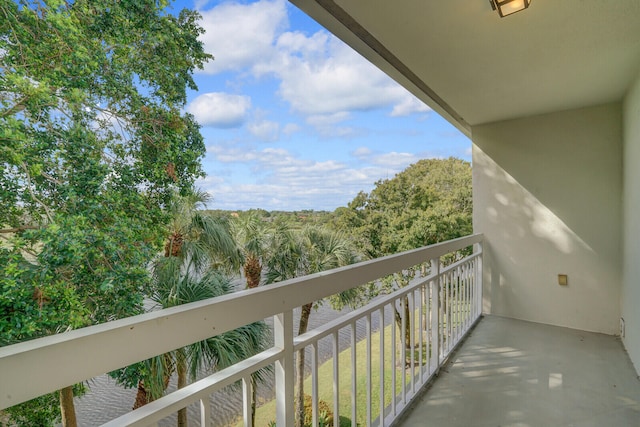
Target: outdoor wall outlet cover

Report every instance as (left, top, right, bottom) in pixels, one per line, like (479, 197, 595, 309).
(558, 274, 568, 286)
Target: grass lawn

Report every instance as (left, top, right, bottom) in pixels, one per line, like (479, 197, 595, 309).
(238, 317, 433, 427)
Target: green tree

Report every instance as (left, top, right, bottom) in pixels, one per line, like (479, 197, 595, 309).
(118, 190, 242, 425)
(162, 189, 242, 275)
(266, 223, 360, 427)
(231, 211, 271, 289)
(149, 268, 269, 427)
(336, 158, 473, 347)
(0, 0, 211, 425)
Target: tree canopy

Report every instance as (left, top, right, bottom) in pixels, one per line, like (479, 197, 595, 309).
(0, 1, 211, 425)
(0, 0, 210, 338)
(333, 157, 473, 258)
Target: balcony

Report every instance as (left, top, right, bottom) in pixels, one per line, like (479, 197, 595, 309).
(1, 234, 483, 426)
(3, 232, 637, 426)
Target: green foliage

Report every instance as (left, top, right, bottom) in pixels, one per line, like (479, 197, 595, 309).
(331, 157, 473, 326)
(0, 0, 211, 229)
(268, 394, 333, 427)
(0, 0, 212, 336)
(335, 158, 472, 259)
(2, 384, 86, 427)
(265, 223, 360, 284)
(110, 191, 267, 415)
(0, 245, 86, 346)
(300, 394, 333, 427)
(2, 392, 60, 427)
(0, 0, 211, 424)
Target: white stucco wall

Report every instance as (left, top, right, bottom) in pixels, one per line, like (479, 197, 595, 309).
(622, 71, 640, 372)
(472, 104, 622, 334)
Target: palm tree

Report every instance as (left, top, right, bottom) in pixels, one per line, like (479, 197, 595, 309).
(266, 224, 359, 427)
(150, 265, 270, 427)
(162, 188, 242, 275)
(126, 189, 266, 427)
(230, 211, 270, 289)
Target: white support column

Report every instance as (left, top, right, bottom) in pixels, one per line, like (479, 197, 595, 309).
(275, 311, 294, 427)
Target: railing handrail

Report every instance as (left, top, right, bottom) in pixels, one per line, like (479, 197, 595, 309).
(293, 249, 483, 352)
(0, 233, 482, 411)
(101, 347, 282, 427)
(293, 272, 436, 352)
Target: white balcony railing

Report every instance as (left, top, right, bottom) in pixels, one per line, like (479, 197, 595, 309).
(0, 234, 483, 426)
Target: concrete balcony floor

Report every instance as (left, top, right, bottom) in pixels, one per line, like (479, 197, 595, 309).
(398, 316, 640, 427)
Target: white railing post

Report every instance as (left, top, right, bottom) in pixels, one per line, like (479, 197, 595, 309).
(275, 311, 294, 427)
(200, 398, 211, 427)
(474, 242, 483, 318)
(429, 257, 440, 373)
(242, 376, 252, 427)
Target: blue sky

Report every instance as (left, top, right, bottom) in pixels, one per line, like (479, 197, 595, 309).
(175, 0, 471, 211)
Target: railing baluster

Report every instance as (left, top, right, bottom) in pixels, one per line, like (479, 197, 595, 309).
(351, 322, 357, 427)
(275, 311, 294, 427)
(476, 242, 483, 318)
(468, 261, 472, 321)
(379, 306, 385, 426)
(456, 266, 461, 341)
(452, 270, 456, 352)
(366, 313, 372, 427)
(462, 263, 467, 329)
(409, 290, 415, 396)
(430, 257, 440, 373)
(391, 299, 396, 417)
(425, 281, 431, 375)
(200, 397, 211, 427)
(333, 331, 340, 427)
(447, 270, 452, 353)
(401, 296, 407, 404)
(312, 343, 319, 427)
(242, 376, 252, 427)
(418, 285, 424, 383)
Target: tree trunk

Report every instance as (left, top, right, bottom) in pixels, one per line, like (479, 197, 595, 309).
(177, 349, 188, 427)
(132, 381, 149, 410)
(251, 375, 257, 427)
(393, 297, 412, 350)
(404, 297, 411, 349)
(296, 302, 313, 427)
(59, 386, 77, 427)
(244, 256, 262, 289)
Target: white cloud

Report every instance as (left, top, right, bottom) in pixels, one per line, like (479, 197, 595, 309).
(195, 0, 431, 131)
(199, 144, 425, 210)
(351, 147, 420, 169)
(187, 92, 251, 128)
(306, 112, 351, 127)
(282, 123, 301, 135)
(370, 151, 420, 168)
(352, 146, 372, 158)
(390, 94, 432, 117)
(248, 119, 280, 142)
(197, 0, 287, 74)
(207, 144, 258, 163)
(306, 112, 359, 137)
(259, 33, 407, 116)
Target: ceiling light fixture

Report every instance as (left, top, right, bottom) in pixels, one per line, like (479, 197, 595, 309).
(490, 0, 531, 18)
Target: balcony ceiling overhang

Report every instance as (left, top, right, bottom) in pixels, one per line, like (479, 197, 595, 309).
(290, 0, 640, 136)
